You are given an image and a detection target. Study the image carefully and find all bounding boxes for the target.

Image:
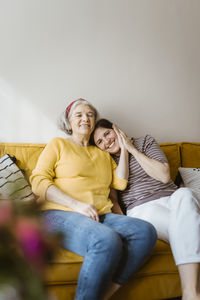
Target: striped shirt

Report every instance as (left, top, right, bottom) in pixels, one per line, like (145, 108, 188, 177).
(114, 135, 177, 211)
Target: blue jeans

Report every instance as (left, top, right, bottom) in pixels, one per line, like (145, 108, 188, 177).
(42, 211, 157, 300)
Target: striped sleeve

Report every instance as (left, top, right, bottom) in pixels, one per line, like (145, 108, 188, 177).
(143, 135, 168, 163)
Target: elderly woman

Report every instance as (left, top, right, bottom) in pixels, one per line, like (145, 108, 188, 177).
(91, 118, 200, 300)
(30, 99, 157, 300)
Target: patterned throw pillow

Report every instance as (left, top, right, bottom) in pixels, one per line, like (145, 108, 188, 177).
(178, 167, 200, 202)
(0, 154, 35, 202)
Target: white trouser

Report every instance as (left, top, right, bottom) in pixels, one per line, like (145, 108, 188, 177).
(127, 187, 200, 265)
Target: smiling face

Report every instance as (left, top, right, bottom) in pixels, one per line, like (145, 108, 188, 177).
(93, 127, 120, 155)
(69, 104, 96, 136)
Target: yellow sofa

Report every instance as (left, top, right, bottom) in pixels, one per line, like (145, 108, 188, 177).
(0, 141, 200, 300)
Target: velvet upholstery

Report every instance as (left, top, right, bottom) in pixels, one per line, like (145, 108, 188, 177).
(0, 141, 199, 300)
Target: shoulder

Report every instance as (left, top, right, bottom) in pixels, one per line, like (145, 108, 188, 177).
(134, 134, 155, 143)
(90, 145, 110, 157)
(44, 137, 71, 152)
(133, 134, 153, 147)
(133, 135, 159, 152)
(48, 137, 70, 146)
(90, 146, 114, 164)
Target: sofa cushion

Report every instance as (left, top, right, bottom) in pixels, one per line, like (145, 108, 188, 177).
(159, 143, 181, 181)
(179, 167, 200, 202)
(45, 240, 176, 284)
(0, 154, 35, 202)
(50, 247, 84, 264)
(180, 142, 200, 168)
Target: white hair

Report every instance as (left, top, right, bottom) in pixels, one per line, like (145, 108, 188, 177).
(58, 99, 99, 135)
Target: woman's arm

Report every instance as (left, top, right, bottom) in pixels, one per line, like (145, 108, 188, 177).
(113, 125, 129, 181)
(116, 128, 170, 183)
(115, 147, 129, 180)
(46, 185, 99, 221)
(109, 188, 124, 215)
(126, 143, 170, 183)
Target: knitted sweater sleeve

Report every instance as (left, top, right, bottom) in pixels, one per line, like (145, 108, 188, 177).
(30, 138, 60, 201)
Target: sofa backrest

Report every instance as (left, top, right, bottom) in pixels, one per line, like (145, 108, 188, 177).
(0, 142, 199, 182)
(160, 143, 181, 181)
(0, 143, 45, 179)
(180, 142, 200, 168)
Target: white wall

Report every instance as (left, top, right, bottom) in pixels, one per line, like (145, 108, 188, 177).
(0, 0, 200, 143)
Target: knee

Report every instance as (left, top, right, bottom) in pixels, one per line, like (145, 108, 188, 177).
(148, 223, 158, 247)
(172, 187, 199, 209)
(175, 187, 193, 198)
(89, 227, 123, 256)
(123, 217, 157, 250)
(138, 219, 158, 249)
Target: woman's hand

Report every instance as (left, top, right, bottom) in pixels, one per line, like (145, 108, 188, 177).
(113, 125, 134, 153)
(112, 125, 129, 180)
(74, 201, 99, 222)
(46, 185, 99, 222)
(112, 127, 170, 183)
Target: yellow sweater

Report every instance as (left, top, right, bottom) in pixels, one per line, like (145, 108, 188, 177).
(30, 138, 127, 215)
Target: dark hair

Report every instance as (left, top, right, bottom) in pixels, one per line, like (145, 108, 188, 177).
(90, 118, 113, 145)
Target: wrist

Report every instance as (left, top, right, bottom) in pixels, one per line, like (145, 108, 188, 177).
(129, 144, 138, 156)
(120, 146, 128, 154)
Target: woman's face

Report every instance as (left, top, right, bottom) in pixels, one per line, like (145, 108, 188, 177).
(69, 104, 96, 136)
(93, 127, 120, 155)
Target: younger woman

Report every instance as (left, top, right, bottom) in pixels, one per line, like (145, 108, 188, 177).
(91, 118, 200, 300)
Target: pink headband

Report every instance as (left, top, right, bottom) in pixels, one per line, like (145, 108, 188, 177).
(65, 98, 86, 119)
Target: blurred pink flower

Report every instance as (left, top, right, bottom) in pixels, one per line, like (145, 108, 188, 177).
(0, 200, 61, 300)
(15, 218, 45, 270)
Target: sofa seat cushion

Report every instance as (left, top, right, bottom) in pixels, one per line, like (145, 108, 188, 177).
(159, 143, 181, 181)
(45, 240, 177, 285)
(50, 247, 84, 264)
(45, 262, 82, 284)
(136, 240, 177, 277)
(49, 240, 171, 264)
(180, 142, 200, 168)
